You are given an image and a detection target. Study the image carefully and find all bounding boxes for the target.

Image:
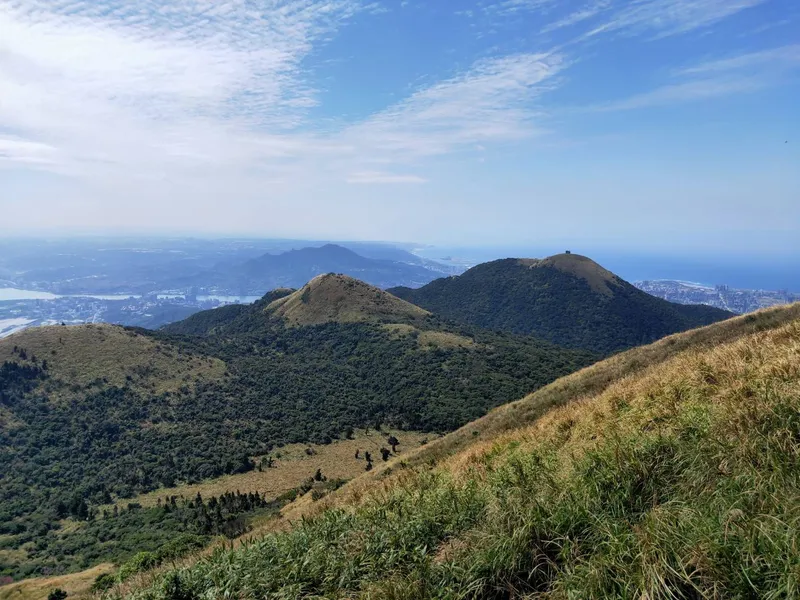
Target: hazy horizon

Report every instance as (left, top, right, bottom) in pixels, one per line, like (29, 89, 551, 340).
(1, 233, 799, 290)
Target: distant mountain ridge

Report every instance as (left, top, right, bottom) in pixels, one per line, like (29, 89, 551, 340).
(390, 253, 732, 354)
(186, 244, 442, 293)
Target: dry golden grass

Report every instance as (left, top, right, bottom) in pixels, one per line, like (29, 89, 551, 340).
(266, 274, 428, 326)
(441, 314, 800, 482)
(102, 429, 429, 511)
(0, 324, 225, 397)
(0, 563, 113, 600)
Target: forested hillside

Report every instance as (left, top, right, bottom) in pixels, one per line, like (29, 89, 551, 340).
(0, 277, 592, 581)
(390, 253, 732, 354)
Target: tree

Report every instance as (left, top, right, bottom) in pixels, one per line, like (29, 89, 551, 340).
(48, 589, 67, 600)
(68, 495, 89, 520)
(313, 468, 326, 482)
(387, 435, 399, 453)
(380, 448, 391, 461)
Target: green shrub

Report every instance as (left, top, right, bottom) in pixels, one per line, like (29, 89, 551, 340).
(91, 572, 116, 593)
(118, 551, 159, 582)
(156, 535, 206, 562)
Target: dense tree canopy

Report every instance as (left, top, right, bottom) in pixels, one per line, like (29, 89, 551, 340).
(390, 257, 731, 354)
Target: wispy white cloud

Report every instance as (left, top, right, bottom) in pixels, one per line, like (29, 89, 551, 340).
(596, 78, 763, 111)
(0, 0, 363, 182)
(0, 0, 566, 191)
(342, 53, 565, 161)
(541, 0, 610, 33)
(677, 44, 800, 75)
(481, 0, 554, 16)
(586, 0, 767, 38)
(593, 45, 800, 111)
(346, 171, 427, 184)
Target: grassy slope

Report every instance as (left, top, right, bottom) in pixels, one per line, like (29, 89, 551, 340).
(0, 324, 225, 396)
(122, 303, 800, 599)
(0, 564, 114, 600)
(265, 274, 429, 326)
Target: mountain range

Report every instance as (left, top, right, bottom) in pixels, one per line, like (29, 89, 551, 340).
(176, 243, 446, 295)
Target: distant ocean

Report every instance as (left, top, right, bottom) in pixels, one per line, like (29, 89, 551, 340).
(415, 247, 800, 292)
(598, 256, 800, 292)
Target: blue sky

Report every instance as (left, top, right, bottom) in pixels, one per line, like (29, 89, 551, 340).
(1, 0, 798, 258)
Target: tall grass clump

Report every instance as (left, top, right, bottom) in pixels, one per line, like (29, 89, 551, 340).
(122, 314, 800, 600)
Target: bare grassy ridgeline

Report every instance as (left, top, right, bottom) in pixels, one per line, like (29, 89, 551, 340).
(0, 324, 225, 398)
(266, 274, 429, 326)
(117, 303, 800, 599)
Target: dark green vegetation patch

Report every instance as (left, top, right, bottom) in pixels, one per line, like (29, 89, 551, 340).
(390, 254, 731, 354)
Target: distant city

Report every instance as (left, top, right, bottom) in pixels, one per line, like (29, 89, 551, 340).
(0, 290, 261, 338)
(634, 280, 798, 314)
